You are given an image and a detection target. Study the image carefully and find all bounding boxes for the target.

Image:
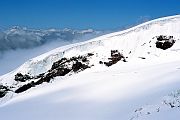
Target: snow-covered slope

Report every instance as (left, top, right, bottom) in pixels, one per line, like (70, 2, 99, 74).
(0, 15, 180, 120)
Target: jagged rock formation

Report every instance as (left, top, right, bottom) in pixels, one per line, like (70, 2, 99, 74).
(0, 50, 127, 96)
(15, 73, 32, 82)
(155, 35, 176, 50)
(100, 50, 126, 67)
(15, 82, 35, 93)
(14, 53, 94, 93)
(0, 85, 9, 98)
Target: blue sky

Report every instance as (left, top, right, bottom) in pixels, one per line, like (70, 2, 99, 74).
(0, 0, 180, 30)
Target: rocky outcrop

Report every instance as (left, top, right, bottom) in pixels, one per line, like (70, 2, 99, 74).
(15, 82, 35, 93)
(2, 50, 125, 97)
(15, 73, 32, 82)
(0, 85, 9, 98)
(100, 50, 126, 67)
(13, 53, 94, 94)
(155, 35, 176, 50)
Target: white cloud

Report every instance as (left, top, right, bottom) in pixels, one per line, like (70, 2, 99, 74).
(0, 27, 107, 75)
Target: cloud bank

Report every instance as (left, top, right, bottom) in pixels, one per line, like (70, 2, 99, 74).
(0, 26, 105, 53)
(0, 27, 107, 75)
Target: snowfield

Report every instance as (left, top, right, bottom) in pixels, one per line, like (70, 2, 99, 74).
(0, 15, 180, 120)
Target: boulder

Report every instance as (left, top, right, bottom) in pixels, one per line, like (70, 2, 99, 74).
(0, 85, 9, 98)
(156, 35, 175, 50)
(103, 50, 125, 67)
(72, 61, 84, 72)
(15, 81, 35, 93)
(15, 73, 31, 82)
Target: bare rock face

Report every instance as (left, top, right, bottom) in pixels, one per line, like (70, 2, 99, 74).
(3, 50, 126, 96)
(12, 53, 94, 94)
(15, 73, 32, 82)
(15, 82, 35, 93)
(72, 61, 89, 72)
(102, 50, 126, 67)
(155, 35, 176, 50)
(0, 85, 9, 98)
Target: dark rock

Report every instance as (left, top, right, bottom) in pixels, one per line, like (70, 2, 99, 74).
(104, 61, 113, 67)
(87, 53, 94, 57)
(72, 61, 83, 72)
(15, 73, 31, 82)
(138, 57, 146, 59)
(35, 54, 91, 86)
(15, 81, 35, 93)
(77, 55, 83, 60)
(14, 53, 93, 93)
(147, 112, 151, 115)
(55, 68, 71, 76)
(51, 58, 68, 70)
(81, 64, 90, 70)
(0, 85, 9, 98)
(104, 50, 125, 67)
(0, 91, 6, 98)
(70, 56, 78, 61)
(156, 35, 175, 50)
(82, 57, 88, 62)
(43, 73, 54, 82)
(35, 72, 55, 85)
(35, 79, 44, 85)
(123, 59, 127, 62)
(169, 103, 175, 108)
(99, 61, 103, 64)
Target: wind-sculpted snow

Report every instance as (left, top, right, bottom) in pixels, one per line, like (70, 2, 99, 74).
(131, 90, 180, 120)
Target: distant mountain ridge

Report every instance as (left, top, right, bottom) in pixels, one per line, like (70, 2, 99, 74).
(0, 26, 106, 53)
